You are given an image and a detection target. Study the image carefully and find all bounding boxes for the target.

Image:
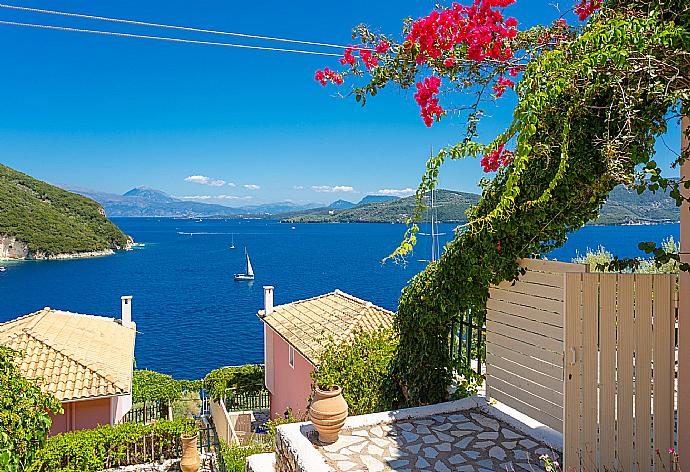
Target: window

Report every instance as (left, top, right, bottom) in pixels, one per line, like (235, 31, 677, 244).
(289, 345, 295, 369)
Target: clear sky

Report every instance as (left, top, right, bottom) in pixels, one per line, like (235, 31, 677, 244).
(0, 0, 682, 206)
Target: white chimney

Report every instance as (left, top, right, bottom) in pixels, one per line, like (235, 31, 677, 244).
(121, 295, 134, 329)
(263, 286, 274, 315)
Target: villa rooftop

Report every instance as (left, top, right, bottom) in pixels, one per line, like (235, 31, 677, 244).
(258, 289, 394, 365)
(0, 307, 136, 401)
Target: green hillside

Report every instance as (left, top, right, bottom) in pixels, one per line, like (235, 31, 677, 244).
(281, 190, 481, 223)
(0, 164, 129, 256)
(281, 186, 679, 225)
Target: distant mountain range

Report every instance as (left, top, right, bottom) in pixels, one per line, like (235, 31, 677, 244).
(60, 183, 680, 225)
(62, 186, 322, 217)
(280, 186, 680, 225)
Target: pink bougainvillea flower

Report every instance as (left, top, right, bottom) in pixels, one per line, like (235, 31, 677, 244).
(573, 0, 602, 21)
(340, 47, 358, 66)
(375, 41, 389, 53)
(492, 75, 515, 97)
(414, 76, 444, 127)
(481, 144, 513, 172)
(360, 49, 379, 70)
(443, 57, 457, 67)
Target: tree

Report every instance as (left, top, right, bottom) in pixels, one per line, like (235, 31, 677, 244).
(316, 0, 690, 404)
(0, 347, 62, 472)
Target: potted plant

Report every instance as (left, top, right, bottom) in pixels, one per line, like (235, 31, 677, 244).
(309, 383, 348, 444)
(179, 419, 200, 472)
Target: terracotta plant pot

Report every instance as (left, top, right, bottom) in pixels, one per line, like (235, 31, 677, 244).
(309, 385, 348, 444)
(180, 434, 201, 472)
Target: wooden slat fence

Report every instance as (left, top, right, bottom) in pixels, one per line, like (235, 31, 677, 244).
(486, 259, 588, 433)
(564, 273, 678, 472)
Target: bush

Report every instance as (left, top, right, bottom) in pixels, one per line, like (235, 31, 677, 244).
(312, 328, 400, 416)
(28, 418, 197, 472)
(132, 370, 183, 404)
(220, 442, 272, 472)
(204, 365, 264, 402)
(572, 237, 680, 274)
(0, 347, 62, 472)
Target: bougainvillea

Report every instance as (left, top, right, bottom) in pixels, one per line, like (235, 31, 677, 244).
(317, 0, 690, 405)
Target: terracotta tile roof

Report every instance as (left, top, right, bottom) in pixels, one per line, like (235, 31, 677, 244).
(258, 290, 395, 365)
(0, 308, 136, 402)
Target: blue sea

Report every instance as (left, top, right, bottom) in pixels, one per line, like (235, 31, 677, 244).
(0, 218, 679, 379)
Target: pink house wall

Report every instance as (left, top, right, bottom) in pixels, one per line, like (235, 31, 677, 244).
(49, 396, 131, 435)
(265, 325, 314, 420)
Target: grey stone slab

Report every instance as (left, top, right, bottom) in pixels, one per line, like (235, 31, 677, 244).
(477, 431, 499, 440)
(502, 441, 517, 450)
(435, 432, 455, 443)
(500, 462, 514, 471)
(423, 447, 439, 459)
(398, 422, 415, 432)
(422, 434, 439, 444)
(448, 454, 466, 465)
(456, 422, 483, 431)
(473, 441, 495, 449)
(416, 425, 432, 435)
(464, 451, 480, 460)
(370, 426, 385, 437)
(434, 461, 452, 472)
(436, 442, 452, 452)
(388, 459, 410, 469)
(519, 439, 538, 450)
(447, 414, 470, 423)
(455, 437, 473, 449)
(501, 428, 522, 440)
(409, 443, 422, 455)
(451, 430, 474, 438)
(431, 423, 453, 432)
(489, 446, 507, 461)
(401, 431, 419, 443)
(415, 457, 430, 469)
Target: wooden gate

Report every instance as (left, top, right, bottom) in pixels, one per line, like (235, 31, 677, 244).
(486, 259, 587, 433)
(564, 273, 678, 471)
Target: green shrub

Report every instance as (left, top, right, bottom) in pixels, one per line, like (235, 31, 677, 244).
(204, 365, 264, 402)
(28, 418, 196, 472)
(312, 328, 400, 416)
(0, 347, 62, 472)
(220, 442, 272, 472)
(132, 370, 183, 404)
(572, 237, 680, 274)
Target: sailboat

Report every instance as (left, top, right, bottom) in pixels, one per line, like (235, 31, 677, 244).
(234, 248, 255, 281)
(229, 234, 235, 250)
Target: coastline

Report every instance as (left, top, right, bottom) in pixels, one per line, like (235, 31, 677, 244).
(0, 234, 134, 262)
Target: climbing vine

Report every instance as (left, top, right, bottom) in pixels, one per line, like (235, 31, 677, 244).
(318, 0, 690, 405)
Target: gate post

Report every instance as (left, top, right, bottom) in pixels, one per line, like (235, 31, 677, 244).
(679, 115, 690, 468)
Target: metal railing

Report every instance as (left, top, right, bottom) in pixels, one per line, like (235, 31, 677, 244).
(450, 308, 486, 377)
(122, 402, 164, 424)
(224, 389, 270, 412)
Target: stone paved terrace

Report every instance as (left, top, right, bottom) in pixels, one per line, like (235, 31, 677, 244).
(317, 409, 557, 472)
(269, 397, 562, 472)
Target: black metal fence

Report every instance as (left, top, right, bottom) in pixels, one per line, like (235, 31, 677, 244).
(450, 308, 486, 377)
(122, 402, 164, 424)
(224, 389, 270, 412)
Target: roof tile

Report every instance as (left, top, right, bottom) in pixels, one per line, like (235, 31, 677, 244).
(0, 308, 136, 402)
(259, 290, 394, 365)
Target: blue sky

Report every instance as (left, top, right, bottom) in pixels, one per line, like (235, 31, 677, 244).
(0, 0, 682, 205)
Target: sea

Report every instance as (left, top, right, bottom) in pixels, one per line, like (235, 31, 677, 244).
(0, 218, 680, 380)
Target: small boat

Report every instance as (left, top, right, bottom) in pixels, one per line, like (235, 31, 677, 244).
(234, 249, 255, 281)
(229, 234, 235, 250)
(0, 267, 6, 272)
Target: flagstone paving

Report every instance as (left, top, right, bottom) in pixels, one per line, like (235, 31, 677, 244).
(311, 408, 559, 471)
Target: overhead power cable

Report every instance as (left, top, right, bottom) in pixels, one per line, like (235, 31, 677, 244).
(0, 19, 344, 56)
(0, 2, 370, 51)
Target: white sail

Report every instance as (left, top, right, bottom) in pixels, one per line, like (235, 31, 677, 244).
(246, 252, 254, 277)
